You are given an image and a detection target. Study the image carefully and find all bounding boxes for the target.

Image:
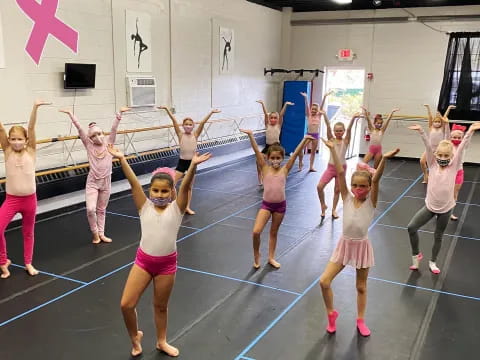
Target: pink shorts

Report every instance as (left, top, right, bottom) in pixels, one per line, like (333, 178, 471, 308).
(368, 144, 382, 156)
(134, 248, 177, 277)
(261, 200, 287, 214)
(320, 163, 347, 187)
(455, 169, 464, 185)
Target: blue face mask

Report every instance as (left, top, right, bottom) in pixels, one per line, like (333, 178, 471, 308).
(150, 196, 171, 207)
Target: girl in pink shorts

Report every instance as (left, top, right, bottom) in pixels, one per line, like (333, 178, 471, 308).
(450, 123, 469, 220)
(362, 106, 399, 168)
(108, 144, 211, 357)
(317, 111, 361, 221)
(319, 137, 399, 337)
(241, 128, 313, 269)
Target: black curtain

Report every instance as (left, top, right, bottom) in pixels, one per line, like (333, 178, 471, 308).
(438, 32, 480, 121)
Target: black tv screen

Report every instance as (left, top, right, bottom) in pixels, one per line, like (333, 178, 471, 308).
(64, 63, 96, 89)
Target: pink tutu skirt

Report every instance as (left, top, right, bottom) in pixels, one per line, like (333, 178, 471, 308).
(330, 235, 374, 269)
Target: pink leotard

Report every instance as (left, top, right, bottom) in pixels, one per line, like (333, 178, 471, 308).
(179, 133, 197, 160)
(262, 171, 286, 203)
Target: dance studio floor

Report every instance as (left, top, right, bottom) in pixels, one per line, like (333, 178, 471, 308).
(1, 156, 479, 360)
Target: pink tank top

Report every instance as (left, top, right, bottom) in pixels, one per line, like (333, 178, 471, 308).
(328, 140, 347, 165)
(179, 133, 197, 160)
(308, 114, 321, 133)
(369, 130, 383, 146)
(262, 171, 286, 203)
(342, 194, 374, 240)
(266, 124, 281, 145)
(5, 150, 36, 196)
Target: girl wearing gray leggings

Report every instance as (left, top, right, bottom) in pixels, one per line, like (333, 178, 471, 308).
(407, 122, 480, 274)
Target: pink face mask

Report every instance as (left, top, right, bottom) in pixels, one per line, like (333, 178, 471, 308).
(352, 188, 369, 200)
(10, 141, 26, 151)
(91, 134, 104, 145)
(451, 139, 461, 146)
(183, 125, 194, 134)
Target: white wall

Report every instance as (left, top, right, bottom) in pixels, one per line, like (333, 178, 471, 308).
(288, 6, 480, 162)
(0, 0, 282, 175)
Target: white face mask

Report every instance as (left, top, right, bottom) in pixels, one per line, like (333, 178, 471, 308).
(269, 159, 282, 168)
(183, 125, 194, 134)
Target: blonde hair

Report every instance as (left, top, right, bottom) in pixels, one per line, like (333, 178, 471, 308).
(269, 112, 279, 119)
(8, 126, 28, 139)
(334, 122, 345, 130)
(352, 170, 372, 186)
(436, 140, 454, 154)
(450, 130, 464, 138)
(182, 117, 194, 125)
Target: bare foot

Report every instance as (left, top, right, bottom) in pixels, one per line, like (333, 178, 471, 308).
(25, 263, 39, 276)
(254, 253, 261, 269)
(157, 341, 179, 357)
(1, 259, 11, 279)
(131, 330, 143, 357)
(422, 176, 428, 184)
(99, 235, 112, 243)
(186, 208, 196, 215)
(268, 259, 281, 269)
(332, 211, 339, 220)
(309, 168, 317, 172)
(321, 204, 328, 218)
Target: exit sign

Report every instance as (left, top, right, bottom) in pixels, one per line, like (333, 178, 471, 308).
(338, 49, 354, 61)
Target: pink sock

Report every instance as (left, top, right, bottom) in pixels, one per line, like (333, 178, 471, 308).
(356, 318, 371, 336)
(326, 310, 338, 334)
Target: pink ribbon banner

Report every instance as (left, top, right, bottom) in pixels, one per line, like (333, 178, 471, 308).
(16, 0, 78, 64)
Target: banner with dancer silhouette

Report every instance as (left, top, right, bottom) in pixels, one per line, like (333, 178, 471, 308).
(219, 27, 234, 74)
(0, 10, 5, 68)
(126, 10, 151, 73)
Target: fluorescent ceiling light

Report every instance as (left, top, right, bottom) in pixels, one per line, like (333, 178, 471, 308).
(333, 0, 352, 4)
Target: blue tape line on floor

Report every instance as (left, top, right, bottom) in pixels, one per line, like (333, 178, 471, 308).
(376, 223, 480, 242)
(10, 264, 87, 285)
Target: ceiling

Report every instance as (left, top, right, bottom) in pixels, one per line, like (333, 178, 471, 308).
(247, 0, 480, 12)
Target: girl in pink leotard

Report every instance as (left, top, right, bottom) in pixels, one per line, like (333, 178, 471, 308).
(256, 99, 294, 186)
(108, 144, 211, 357)
(60, 107, 130, 244)
(317, 111, 361, 221)
(449, 123, 468, 221)
(319, 137, 399, 337)
(158, 106, 220, 215)
(0, 100, 50, 278)
(419, 104, 455, 183)
(241, 128, 313, 269)
(362, 106, 399, 168)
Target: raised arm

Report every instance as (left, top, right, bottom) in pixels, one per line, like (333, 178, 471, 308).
(285, 136, 312, 173)
(257, 100, 269, 127)
(107, 145, 146, 211)
(27, 100, 51, 150)
(443, 105, 456, 119)
(361, 106, 374, 131)
(442, 113, 451, 139)
(108, 107, 130, 144)
(320, 110, 334, 140)
(423, 104, 433, 128)
(382, 108, 399, 131)
(453, 122, 480, 167)
(319, 90, 333, 111)
(59, 109, 89, 145)
(300, 92, 311, 117)
(344, 112, 360, 145)
(240, 129, 266, 168)
(409, 124, 434, 166)
(177, 152, 211, 212)
(158, 106, 182, 138)
(0, 122, 9, 150)
(371, 148, 400, 207)
(322, 138, 348, 200)
(195, 109, 220, 138)
(279, 101, 294, 127)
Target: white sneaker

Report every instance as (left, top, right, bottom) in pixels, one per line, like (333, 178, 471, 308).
(429, 261, 441, 274)
(409, 253, 423, 270)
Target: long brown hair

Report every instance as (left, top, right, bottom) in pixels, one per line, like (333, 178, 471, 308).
(8, 126, 28, 139)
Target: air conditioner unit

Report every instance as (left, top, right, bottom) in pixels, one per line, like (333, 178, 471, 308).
(126, 76, 156, 107)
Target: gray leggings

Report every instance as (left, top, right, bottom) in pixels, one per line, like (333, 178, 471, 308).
(407, 206, 452, 262)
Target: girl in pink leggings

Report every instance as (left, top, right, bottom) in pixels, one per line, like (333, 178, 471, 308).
(450, 123, 468, 221)
(108, 144, 210, 357)
(241, 128, 312, 269)
(0, 100, 50, 278)
(362, 106, 399, 168)
(319, 137, 399, 337)
(60, 107, 129, 244)
(317, 111, 360, 221)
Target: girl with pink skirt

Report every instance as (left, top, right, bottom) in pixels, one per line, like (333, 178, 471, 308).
(319, 137, 399, 337)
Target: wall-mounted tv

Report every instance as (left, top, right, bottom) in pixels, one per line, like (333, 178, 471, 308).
(64, 63, 96, 89)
